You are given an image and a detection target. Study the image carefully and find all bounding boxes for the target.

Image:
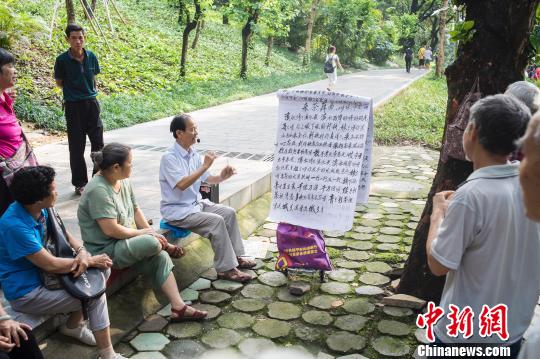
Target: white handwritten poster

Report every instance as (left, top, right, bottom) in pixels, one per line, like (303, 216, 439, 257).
(268, 90, 374, 231)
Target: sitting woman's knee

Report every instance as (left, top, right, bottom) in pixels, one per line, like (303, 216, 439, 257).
(137, 234, 162, 256)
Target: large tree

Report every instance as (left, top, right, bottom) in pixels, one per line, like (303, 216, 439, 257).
(397, 0, 539, 303)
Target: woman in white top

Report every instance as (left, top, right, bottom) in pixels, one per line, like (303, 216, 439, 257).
(325, 46, 344, 91)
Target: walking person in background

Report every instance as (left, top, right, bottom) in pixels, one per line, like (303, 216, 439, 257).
(418, 45, 426, 69)
(54, 24, 104, 196)
(424, 46, 433, 69)
(404, 47, 413, 73)
(324, 46, 344, 91)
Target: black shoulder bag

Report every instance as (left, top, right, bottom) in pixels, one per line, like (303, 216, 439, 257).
(46, 208, 107, 319)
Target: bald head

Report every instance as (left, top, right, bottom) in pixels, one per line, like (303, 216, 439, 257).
(519, 113, 540, 221)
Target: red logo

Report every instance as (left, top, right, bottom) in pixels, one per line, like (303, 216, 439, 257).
(416, 302, 445, 342)
(479, 304, 509, 341)
(416, 302, 509, 342)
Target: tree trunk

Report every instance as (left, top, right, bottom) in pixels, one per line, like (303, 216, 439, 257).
(303, 0, 319, 66)
(410, 0, 420, 13)
(240, 13, 259, 79)
(223, 14, 229, 25)
(191, 20, 203, 49)
(265, 36, 274, 66)
(430, 17, 439, 52)
(180, 2, 201, 77)
(435, 0, 449, 77)
(397, 0, 539, 303)
(66, 0, 76, 23)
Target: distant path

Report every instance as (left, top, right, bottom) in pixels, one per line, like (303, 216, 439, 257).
(102, 68, 427, 155)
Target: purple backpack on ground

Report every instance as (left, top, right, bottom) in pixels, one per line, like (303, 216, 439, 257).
(275, 223, 333, 271)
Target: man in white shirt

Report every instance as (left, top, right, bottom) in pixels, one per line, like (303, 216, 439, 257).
(159, 114, 255, 283)
(426, 94, 540, 358)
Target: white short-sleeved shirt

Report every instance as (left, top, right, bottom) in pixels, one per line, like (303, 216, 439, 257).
(432, 163, 540, 345)
(424, 49, 433, 60)
(159, 142, 210, 221)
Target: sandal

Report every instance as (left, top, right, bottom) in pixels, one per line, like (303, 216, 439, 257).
(165, 243, 185, 259)
(170, 304, 207, 322)
(237, 257, 256, 269)
(217, 268, 252, 283)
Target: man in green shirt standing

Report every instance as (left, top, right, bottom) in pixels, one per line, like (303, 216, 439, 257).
(54, 24, 103, 195)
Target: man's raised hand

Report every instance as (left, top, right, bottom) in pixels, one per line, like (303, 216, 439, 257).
(220, 165, 237, 181)
(203, 152, 217, 169)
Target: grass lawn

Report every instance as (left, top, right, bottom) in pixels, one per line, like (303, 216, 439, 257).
(374, 73, 448, 150)
(12, 0, 327, 132)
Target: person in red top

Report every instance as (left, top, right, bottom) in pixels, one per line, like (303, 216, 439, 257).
(0, 48, 37, 216)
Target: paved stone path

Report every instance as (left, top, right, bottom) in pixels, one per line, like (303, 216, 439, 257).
(113, 146, 438, 358)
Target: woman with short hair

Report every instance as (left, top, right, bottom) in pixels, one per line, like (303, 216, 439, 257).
(77, 143, 207, 322)
(0, 166, 124, 359)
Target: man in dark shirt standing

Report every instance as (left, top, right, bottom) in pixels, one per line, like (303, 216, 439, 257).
(54, 24, 103, 195)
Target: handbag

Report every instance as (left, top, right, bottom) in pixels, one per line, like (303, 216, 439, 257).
(275, 223, 333, 271)
(0, 133, 38, 186)
(46, 208, 107, 318)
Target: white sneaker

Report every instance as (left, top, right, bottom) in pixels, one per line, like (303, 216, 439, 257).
(59, 322, 97, 346)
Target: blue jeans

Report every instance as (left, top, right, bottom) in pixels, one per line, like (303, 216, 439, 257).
(428, 335, 522, 359)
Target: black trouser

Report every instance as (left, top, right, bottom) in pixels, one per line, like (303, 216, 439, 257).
(0, 328, 44, 359)
(65, 99, 104, 187)
(0, 175, 13, 217)
(405, 56, 412, 73)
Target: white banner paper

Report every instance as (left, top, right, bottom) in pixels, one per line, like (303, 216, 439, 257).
(268, 90, 374, 231)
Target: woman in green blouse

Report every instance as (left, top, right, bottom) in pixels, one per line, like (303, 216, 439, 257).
(77, 143, 206, 321)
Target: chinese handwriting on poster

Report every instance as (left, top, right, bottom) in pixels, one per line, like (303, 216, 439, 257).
(269, 90, 374, 231)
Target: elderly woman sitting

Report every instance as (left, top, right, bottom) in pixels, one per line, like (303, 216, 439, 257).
(77, 143, 207, 321)
(0, 166, 124, 359)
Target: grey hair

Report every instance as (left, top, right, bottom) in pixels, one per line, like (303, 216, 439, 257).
(505, 81, 540, 114)
(469, 94, 530, 155)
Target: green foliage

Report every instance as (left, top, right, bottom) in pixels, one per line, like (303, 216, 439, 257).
(12, 0, 324, 132)
(391, 13, 418, 48)
(449, 20, 475, 44)
(530, 5, 540, 62)
(14, 93, 65, 132)
(0, 0, 46, 49)
(374, 74, 447, 149)
(259, 0, 299, 39)
(366, 38, 394, 65)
